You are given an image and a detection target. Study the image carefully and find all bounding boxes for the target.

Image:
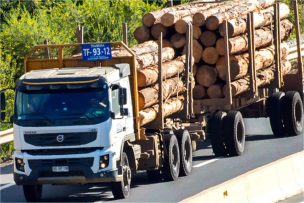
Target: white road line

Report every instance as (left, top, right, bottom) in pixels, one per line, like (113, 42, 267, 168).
(0, 183, 15, 191)
(193, 158, 219, 168)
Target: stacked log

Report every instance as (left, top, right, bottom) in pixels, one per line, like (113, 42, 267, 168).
(132, 0, 293, 126)
(223, 60, 292, 97)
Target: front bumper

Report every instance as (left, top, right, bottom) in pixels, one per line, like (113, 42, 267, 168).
(14, 170, 122, 185)
(13, 149, 121, 185)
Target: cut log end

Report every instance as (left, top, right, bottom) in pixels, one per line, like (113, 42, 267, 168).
(151, 23, 167, 39)
(196, 65, 218, 87)
(202, 47, 219, 65)
(174, 14, 193, 33)
(216, 38, 229, 56)
(183, 40, 203, 63)
(137, 70, 149, 88)
(193, 12, 205, 27)
(205, 16, 220, 31)
(143, 13, 156, 27)
(215, 56, 226, 81)
(171, 33, 186, 49)
(193, 26, 202, 39)
(207, 84, 224, 99)
(134, 26, 150, 43)
(161, 13, 175, 27)
(200, 31, 217, 47)
(193, 84, 206, 99)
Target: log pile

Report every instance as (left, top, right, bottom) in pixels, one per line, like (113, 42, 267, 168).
(132, 0, 294, 126)
(128, 41, 187, 126)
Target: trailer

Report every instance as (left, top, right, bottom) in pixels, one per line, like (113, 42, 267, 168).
(0, 1, 303, 201)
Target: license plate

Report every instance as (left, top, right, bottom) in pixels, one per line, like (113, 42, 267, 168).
(52, 166, 69, 172)
(81, 43, 112, 61)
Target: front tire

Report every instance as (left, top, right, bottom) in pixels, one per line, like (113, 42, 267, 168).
(162, 132, 180, 181)
(175, 129, 192, 176)
(223, 111, 246, 156)
(111, 152, 131, 199)
(282, 91, 304, 136)
(23, 185, 42, 202)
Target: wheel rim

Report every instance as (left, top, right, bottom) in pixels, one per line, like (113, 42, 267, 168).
(122, 156, 131, 195)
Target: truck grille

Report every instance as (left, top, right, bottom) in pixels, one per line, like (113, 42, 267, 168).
(28, 158, 94, 168)
(24, 132, 97, 146)
(28, 158, 94, 177)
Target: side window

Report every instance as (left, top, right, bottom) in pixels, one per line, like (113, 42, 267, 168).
(111, 86, 120, 116)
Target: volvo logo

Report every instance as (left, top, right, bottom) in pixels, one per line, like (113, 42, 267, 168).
(56, 134, 64, 143)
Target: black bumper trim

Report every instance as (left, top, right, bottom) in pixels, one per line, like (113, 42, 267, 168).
(14, 170, 121, 185)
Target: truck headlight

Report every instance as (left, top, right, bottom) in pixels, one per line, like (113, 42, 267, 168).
(99, 154, 109, 169)
(15, 158, 25, 172)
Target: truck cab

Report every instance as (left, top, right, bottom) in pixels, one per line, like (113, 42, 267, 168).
(11, 42, 139, 201)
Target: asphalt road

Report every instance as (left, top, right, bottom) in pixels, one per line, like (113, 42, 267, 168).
(0, 118, 303, 203)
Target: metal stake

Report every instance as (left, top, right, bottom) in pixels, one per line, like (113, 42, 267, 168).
(122, 23, 128, 46)
(247, 12, 257, 97)
(158, 33, 164, 129)
(224, 20, 232, 105)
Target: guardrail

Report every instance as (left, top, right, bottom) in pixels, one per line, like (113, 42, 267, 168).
(0, 128, 13, 145)
(287, 43, 304, 61)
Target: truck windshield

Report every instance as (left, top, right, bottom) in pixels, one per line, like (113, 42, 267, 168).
(15, 89, 110, 127)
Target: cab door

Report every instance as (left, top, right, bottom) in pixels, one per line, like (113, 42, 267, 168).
(110, 84, 126, 141)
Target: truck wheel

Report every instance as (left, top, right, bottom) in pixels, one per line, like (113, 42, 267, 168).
(282, 91, 304, 136)
(208, 111, 227, 156)
(111, 152, 131, 199)
(267, 92, 285, 137)
(175, 129, 192, 176)
(162, 133, 180, 181)
(23, 185, 42, 202)
(223, 111, 245, 156)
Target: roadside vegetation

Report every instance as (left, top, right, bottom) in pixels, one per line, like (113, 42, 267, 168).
(0, 0, 303, 162)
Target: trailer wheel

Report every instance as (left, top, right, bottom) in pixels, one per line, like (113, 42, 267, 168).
(267, 92, 285, 137)
(162, 132, 180, 181)
(208, 111, 227, 156)
(111, 152, 131, 199)
(282, 91, 304, 136)
(23, 184, 42, 202)
(175, 129, 192, 176)
(223, 111, 245, 156)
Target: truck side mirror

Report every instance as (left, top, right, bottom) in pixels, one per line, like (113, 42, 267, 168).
(119, 88, 127, 105)
(0, 91, 5, 111)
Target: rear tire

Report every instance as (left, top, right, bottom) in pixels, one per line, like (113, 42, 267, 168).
(282, 91, 304, 136)
(267, 92, 285, 137)
(175, 129, 192, 176)
(223, 111, 245, 156)
(23, 185, 42, 202)
(208, 111, 227, 156)
(111, 152, 131, 199)
(162, 132, 180, 181)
